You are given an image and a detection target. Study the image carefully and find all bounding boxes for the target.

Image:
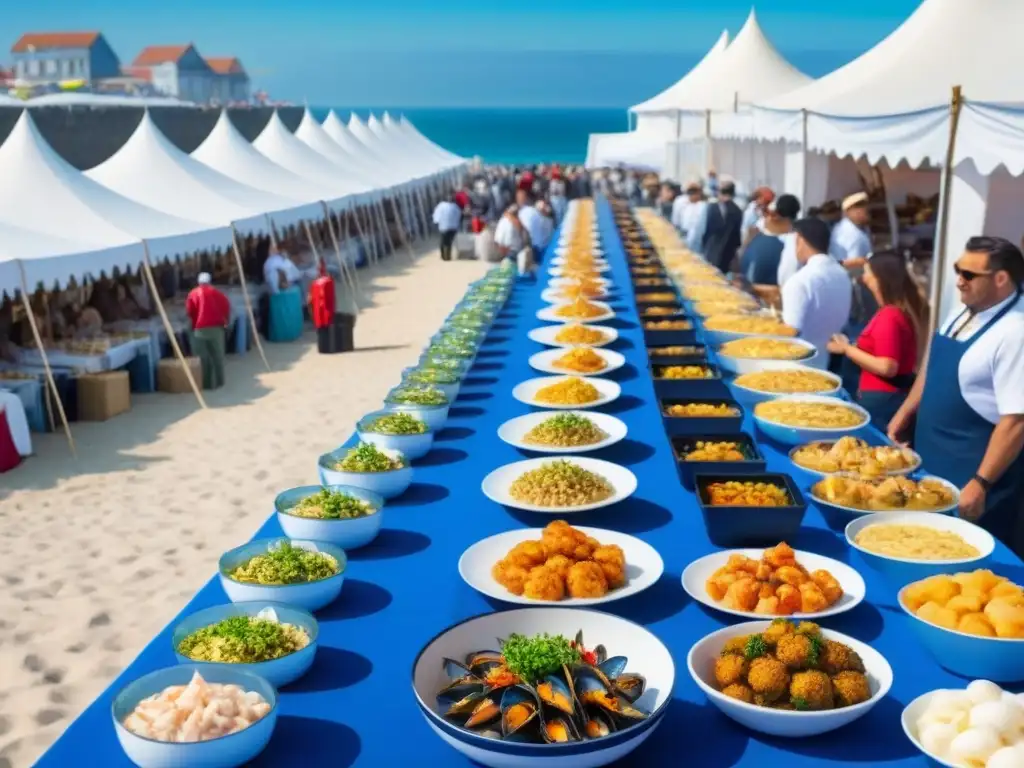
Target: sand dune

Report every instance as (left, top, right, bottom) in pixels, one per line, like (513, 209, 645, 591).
(0, 245, 486, 767)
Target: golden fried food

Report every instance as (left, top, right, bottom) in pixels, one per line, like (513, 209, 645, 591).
(509, 460, 613, 507)
(818, 639, 864, 675)
(566, 561, 609, 599)
(791, 437, 919, 477)
(591, 545, 626, 588)
(719, 338, 813, 361)
(656, 365, 713, 380)
(641, 306, 683, 317)
(748, 657, 790, 703)
(552, 347, 607, 374)
(648, 345, 702, 357)
(555, 297, 607, 319)
(554, 324, 608, 346)
(812, 475, 956, 512)
(854, 524, 980, 560)
(636, 292, 678, 304)
(706, 481, 791, 507)
(734, 370, 838, 395)
(721, 683, 755, 703)
(715, 654, 748, 687)
(664, 402, 739, 418)
(644, 319, 691, 330)
(693, 299, 759, 316)
(491, 561, 529, 595)
(534, 377, 600, 405)
(755, 400, 865, 429)
(704, 543, 843, 616)
(901, 570, 1024, 638)
(524, 566, 566, 601)
(682, 286, 750, 303)
(684, 440, 747, 462)
(703, 314, 798, 337)
(832, 671, 872, 706)
(790, 671, 834, 711)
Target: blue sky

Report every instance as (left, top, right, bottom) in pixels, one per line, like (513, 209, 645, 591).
(5, 0, 925, 106)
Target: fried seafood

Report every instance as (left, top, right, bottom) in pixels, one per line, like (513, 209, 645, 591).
(705, 481, 791, 507)
(791, 437, 918, 477)
(812, 475, 956, 512)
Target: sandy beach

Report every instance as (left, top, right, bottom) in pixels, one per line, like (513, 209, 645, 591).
(0, 244, 487, 768)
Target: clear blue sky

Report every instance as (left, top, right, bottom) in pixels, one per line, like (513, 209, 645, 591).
(5, 0, 924, 107)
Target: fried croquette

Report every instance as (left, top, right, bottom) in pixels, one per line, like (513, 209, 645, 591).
(831, 671, 871, 707)
(714, 654, 748, 687)
(818, 639, 864, 675)
(762, 619, 794, 647)
(721, 636, 751, 655)
(566, 561, 609, 599)
(747, 657, 790, 703)
(795, 621, 821, 636)
(544, 554, 574, 580)
(775, 633, 814, 669)
(591, 545, 627, 589)
(790, 670, 834, 710)
(506, 540, 547, 569)
(523, 565, 565, 601)
(491, 560, 529, 595)
(721, 683, 754, 704)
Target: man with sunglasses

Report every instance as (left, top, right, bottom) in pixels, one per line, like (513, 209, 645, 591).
(888, 236, 1024, 554)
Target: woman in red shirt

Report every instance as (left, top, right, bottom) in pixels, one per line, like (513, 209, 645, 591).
(827, 250, 927, 428)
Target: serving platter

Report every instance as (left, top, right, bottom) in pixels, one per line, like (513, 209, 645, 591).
(536, 301, 615, 324)
(496, 410, 627, 454)
(511, 375, 622, 410)
(481, 456, 638, 514)
(528, 347, 626, 377)
(527, 323, 619, 348)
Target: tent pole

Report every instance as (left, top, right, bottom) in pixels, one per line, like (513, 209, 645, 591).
(928, 85, 965, 340)
(321, 203, 362, 314)
(141, 241, 206, 409)
(230, 225, 271, 372)
(351, 203, 373, 268)
(339, 209, 363, 293)
(325, 207, 362, 294)
(389, 195, 417, 263)
(358, 204, 378, 266)
(17, 265, 75, 457)
(704, 109, 713, 179)
(376, 198, 398, 256)
(800, 109, 809, 206)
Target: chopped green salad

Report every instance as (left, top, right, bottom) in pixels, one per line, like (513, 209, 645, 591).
(335, 442, 405, 472)
(288, 488, 377, 519)
(230, 542, 339, 585)
(404, 368, 458, 386)
(387, 385, 449, 406)
(363, 412, 429, 435)
(178, 614, 309, 663)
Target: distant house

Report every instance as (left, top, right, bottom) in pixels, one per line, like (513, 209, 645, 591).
(205, 57, 250, 103)
(131, 44, 218, 103)
(10, 31, 121, 86)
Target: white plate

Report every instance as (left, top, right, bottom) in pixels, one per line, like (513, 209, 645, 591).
(511, 375, 622, 410)
(788, 441, 922, 479)
(481, 456, 638, 514)
(554, 245, 604, 257)
(548, 263, 612, 277)
(527, 324, 619, 348)
(549, 275, 612, 289)
(552, 256, 609, 268)
(681, 549, 866, 620)
(537, 301, 615, 324)
(458, 526, 664, 606)
(715, 338, 819, 376)
(540, 287, 611, 304)
(528, 347, 626, 377)
(497, 410, 628, 454)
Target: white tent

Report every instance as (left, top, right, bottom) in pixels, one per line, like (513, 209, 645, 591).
(386, 113, 464, 170)
(0, 111, 229, 288)
(294, 108, 387, 197)
(86, 111, 305, 232)
(26, 92, 197, 108)
(356, 114, 441, 179)
(631, 30, 731, 123)
(323, 110, 413, 187)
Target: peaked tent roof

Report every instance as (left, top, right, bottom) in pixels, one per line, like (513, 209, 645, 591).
(355, 114, 439, 177)
(386, 113, 464, 168)
(631, 30, 729, 114)
(367, 114, 438, 173)
(86, 111, 300, 232)
(322, 111, 410, 187)
(293, 109, 385, 195)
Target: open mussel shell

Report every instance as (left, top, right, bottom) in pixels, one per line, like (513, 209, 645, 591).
(582, 707, 617, 739)
(614, 672, 647, 703)
(500, 685, 541, 738)
(575, 668, 648, 722)
(542, 715, 582, 744)
(443, 657, 473, 679)
(535, 666, 576, 717)
(463, 693, 502, 729)
(598, 656, 627, 680)
(437, 677, 485, 704)
(465, 650, 503, 676)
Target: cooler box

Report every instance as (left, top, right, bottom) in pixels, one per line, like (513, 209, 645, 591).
(77, 371, 131, 422)
(157, 357, 202, 394)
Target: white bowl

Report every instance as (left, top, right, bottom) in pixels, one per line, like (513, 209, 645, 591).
(318, 447, 413, 499)
(384, 401, 450, 432)
(681, 549, 866, 620)
(845, 511, 994, 587)
(512, 376, 622, 411)
(715, 338, 819, 376)
(700, 326, 797, 346)
(548, 264, 612, 278)
(554, 245, 604, 257)
(357, 410, 434, 461)
(275, 484, 385, 550)
(549, 276, 612, 290)
(481, 456, 637, 514)
(688, 621, 893, 737)
(788, 441, 922, 480)
(898, 583, 1024, 682)
(537, 302, 615, 325)
(730, 365, 843, 405)
(113, 665, 277, 768)
(753, 394, 870, 446)
(218, 539, 346, 612)
(528, 348, 626, 378)
(412, 607, 673, 768)
(540, 287, 611, 304)
(810, 475, 961, 521)
(527, 324, 619, 349)
(497, 411, 627, 455)
(459, 527, 663, 607)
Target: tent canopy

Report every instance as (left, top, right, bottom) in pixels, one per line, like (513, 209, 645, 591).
(323, 111, 412, 188)
(388, 113, 464, 168)
(630, 31, 729, 115)
(294, 109, 384, 197)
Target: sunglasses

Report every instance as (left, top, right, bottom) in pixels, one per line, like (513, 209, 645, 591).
(954, 265, 994, 281)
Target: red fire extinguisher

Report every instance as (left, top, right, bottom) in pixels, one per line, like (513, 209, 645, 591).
(308, 260, 335, 330)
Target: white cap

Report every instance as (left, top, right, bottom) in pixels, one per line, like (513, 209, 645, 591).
(842, 191, 869, 211)
(198, 272, 212, 285)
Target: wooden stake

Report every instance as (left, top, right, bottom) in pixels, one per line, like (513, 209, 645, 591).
(350, 204, 373, 266)
(334, 208, 363, 293)
(321, 204, 361, 314)
(389, 195, 416, 262)
(230, 225, 271, 372)
(377, 199, 398, 256)
(141, 241, 206, 409)
(17, 264, 75, 457)
(928, 85, 965, 339)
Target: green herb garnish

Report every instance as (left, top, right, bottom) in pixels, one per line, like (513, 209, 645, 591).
(178, 615, 309, 663)
(290, 488, 376, 519)
(805, 633, 825, 667)
(364, 413, 429, 435)
(501, 633, 582, 685)
(404, 368, 458, 386)
(743, 634, 768, 661)
(792, 696, 810, 711)
(230, 542, 339, 585)
(336, 442, 405, 472)
(426, 342, 474, 359)
(387, 386, 449, 406)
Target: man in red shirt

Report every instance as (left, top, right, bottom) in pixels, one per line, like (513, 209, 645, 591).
(185, 273, 231, 389)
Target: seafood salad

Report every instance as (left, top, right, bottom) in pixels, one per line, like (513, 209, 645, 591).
(177, 607, 310, 663)
(437, 630, 648, 743)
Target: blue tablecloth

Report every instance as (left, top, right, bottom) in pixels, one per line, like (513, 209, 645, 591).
(39, 199, 1024, 767)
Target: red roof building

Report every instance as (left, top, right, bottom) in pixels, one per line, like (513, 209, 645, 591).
(9, 31, 120, 84)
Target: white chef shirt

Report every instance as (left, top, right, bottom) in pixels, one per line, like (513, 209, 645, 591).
(776, 233, 799, 287)
(939, 293, 1024, 424)
(673, 200, 707, 254)
(494, 214, 525, 253)
(432, 201, 461, 232)
(829, 217, 872, 263)
(519, 205, 552, 250)
(781, 254, 852, 369)
(263, 252, 302, 294)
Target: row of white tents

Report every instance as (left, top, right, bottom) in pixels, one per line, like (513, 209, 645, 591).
(586, 0, 1024, 322)
(0, 105, 468, 298)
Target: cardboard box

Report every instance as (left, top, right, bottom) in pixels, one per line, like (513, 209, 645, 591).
(77, 371, 131, 422)
(157, 357, 202, 395)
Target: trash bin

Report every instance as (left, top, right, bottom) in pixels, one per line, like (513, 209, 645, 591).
(317, 313, 356, 354)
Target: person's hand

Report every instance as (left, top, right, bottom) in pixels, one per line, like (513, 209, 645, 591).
(827, 333, 850, 354)
(886, 407, 913, 446)
(958, 478, 987, 521)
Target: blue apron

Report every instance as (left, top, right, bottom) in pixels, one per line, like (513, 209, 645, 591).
(914, 293, 1024, 549)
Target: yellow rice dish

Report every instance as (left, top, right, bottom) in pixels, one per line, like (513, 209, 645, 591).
(554, 325, 608, 346)
(509, 460, 614, 507)
(534, 377, 600, 405)
(854, 524, 980, 561)
(555, 297, 607, 319)
(703, 314, 798, 337)
(523, 413, 608, 448)
(693, 299, 759, 316)
(719, 338, 813, 360)
(734, 370, 838, 394)
(755, 400, 865, 429)
(552, 348, 607, 374)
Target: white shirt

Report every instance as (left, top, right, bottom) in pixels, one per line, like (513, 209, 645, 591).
(494, 215, 524, 253)
(432, 201, 461, 232)
(939, 293, 1024, 424)
(673, 200, 707, 253)
(781, 254, 853, 369)
(263, 252, 302, 294)
(741, 201, 761, 233)
(776, 233, 799, 287)
(519, 206, 553, 250)
(829, 217, 872, 263)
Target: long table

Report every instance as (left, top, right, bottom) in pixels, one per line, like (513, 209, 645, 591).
(39, 198, 1024, 766)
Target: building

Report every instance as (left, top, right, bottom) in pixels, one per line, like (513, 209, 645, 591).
(204, 57, 250, 103)
(9, 32, 121, 86)
(130, 44, 218, 103)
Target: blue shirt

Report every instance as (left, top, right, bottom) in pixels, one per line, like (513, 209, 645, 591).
(740, 232, 783, 286)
